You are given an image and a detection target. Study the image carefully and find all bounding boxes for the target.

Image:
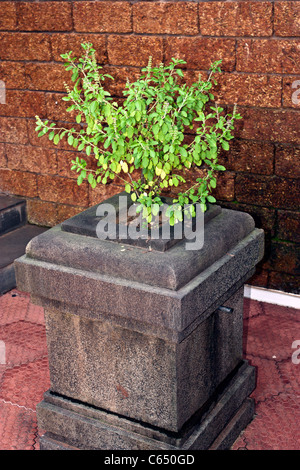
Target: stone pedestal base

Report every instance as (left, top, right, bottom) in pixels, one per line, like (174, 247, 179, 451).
(37, 360, 255, 450)
(15, 197, 264, 451)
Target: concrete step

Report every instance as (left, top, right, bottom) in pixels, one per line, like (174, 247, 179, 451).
(0, 223, 47, 294)
(0, 194, 27, 236)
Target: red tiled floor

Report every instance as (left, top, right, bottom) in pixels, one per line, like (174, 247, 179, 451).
(0, 289, 299, 450)
(232, 298, 300, 450)
(0, 289, 50, 450)
(0, 402, 37, 450)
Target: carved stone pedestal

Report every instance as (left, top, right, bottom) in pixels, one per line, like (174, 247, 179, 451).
(15, 194, 264, 450)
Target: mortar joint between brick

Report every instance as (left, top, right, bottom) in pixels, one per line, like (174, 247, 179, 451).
(272, 142, 277, 176)
(70, 1, 75, 34)
(197, 2, 200, 37)
(130, 1, 134, 33)
(271, 0, 275, 37)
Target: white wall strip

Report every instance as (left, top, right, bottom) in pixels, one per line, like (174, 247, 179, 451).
(244, 285, 300, 310)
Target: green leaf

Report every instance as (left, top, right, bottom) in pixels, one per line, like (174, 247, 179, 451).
(210, 178, 217, 189)
(152, 124, 159, 136)
(88, 173, 94, 185)
(152, 203, 160, 216)
(53, 134, 60, 145)
(142, 157, 149, 168)
(125, 184, 131, 194)
(179, 147, 188, 158)
(221, 141, 229, 151)
(77, 173, 84, 185)
(127, 127, 134, 139)
(172, 176, 179, 187)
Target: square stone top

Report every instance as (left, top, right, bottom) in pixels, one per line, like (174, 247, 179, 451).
(23, 192, 257, 291)
(61, 192, 221, 252)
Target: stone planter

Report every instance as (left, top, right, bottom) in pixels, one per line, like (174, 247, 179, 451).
(15, 192, 264, 450)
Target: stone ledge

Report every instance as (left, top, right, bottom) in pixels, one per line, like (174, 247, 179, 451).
(24, 204, 256, 291)
(15, 228, 264, 338)
(37, 360, 255, 450)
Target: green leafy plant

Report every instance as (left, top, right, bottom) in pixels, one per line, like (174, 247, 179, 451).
(35, 43, 241, 225)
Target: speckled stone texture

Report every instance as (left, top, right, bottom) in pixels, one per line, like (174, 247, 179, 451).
(15, 197, 264, 449)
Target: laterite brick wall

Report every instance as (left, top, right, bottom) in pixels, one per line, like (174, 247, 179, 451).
(0, 1, 299, 293)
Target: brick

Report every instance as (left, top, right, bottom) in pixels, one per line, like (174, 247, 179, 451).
(199, 1, 272, 37)
(265, 241, 300, 276)
(165, 37, 236, 71)
(0, 90, 46, 118)
(221, 201, 276, 236)
(248, 268, 269, 289)
(0, 33, 51, 61)
(163, 167, 235, 201)
(219, 140, 274, 175)
(0, 143, 6, 168)
(45, 92, 77, 122)
(51, 34, 107, 63)
(211, 171, 235, 201)
(268, 271, 299, 295)
(0, 2, 17, 30)
(282, 77, 300, 109)
(181, 70, 208, 88)
(5, 144, 57, 175)
(38, 174, 89, 206)
(25, 63, 71, 92)
(108, 35, 163, 67)
(212, 73, 281, 108)
(28, 119, 56, 149)
(0, 62, 27, 89)
(101, 66, 141, 97)
(133, 2, 198, 35)
(58, 149, 99, 180)
(277, 210, 300, 244)
(0, 117, 28, 144)
(28, 119, 79, 150)
(275, 145, 300, 179)
(88, 182, 123, 207)
(17, 2, 72, 32)
(73, 1, 131, 33)
(57, 150, 86, 179)
(235, 174, 300, 210)
(56, 203, 88, 224)
(27, 199, 86, 227)
(236, 39, 300, 74)
(0, 169, 37, 197)
(27, 199, 58, 227)
(234, 107, 300, 144)
(57, 148, 111, 182)
(274, 2, 300, 37)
